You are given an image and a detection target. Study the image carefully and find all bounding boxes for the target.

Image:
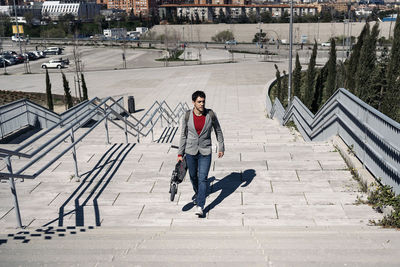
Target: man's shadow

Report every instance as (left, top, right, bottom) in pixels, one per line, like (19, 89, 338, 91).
(182, 169, 256, 217)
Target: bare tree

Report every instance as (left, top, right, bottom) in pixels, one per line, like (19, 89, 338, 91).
(72, 40, 83, 101)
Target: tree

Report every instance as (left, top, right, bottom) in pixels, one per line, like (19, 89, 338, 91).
(248, 10, 257, 23)
(260, 11, 273, 23)
(195, 12, 200, 24)
(355, 22, 379, 101)
(345, 23, 369, 93)
(238, 11, 249, 24)
(293, 53, 302, 98)
(253, 31, 267, 43)
(367, 49, 388, 110)
(325, 38, 337, 100)
(311, 69, 324, 113)
(274, 64, 282, 102)
(45, 69, 53, 111)
(304, 41, 318, 108)
(383, 14, 400, 122)
(81, 73, 88, 101)
(211, 30, 234, 42)
(218, 9, 226, 23)
(62, 72, 73, 109)
(282, 70, 288, 106)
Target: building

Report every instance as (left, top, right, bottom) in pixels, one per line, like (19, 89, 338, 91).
(42, 0, 101, 21)
(103, 27, 127, 38)
(106, 0, 156, 17)
(160, 3, 318, 22)
(0, 2, 43, 18)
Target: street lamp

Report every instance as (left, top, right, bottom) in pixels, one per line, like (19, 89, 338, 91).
(288, 0, 293, 106)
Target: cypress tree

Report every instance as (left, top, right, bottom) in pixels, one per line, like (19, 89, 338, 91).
(383, 14, 400, 122)
(62, 72, 73, 109)
(355, 22, 379, 101)
(325, 38, 337, 100)
(311, 70, 323, 113)
(45, 69, 54, 111)
(346, 23, 369, 93)
(304, 41, 318, 108)
(274, 64, 282, 102)
(81, 73, 88, 101)
(293, 53, 302, 99)
(336, 61, 346, 89)
(368, 50, 388, 110)
(282, 70, 288, 106)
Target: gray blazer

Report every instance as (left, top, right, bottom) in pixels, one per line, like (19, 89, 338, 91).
(178, 109, 224, 156)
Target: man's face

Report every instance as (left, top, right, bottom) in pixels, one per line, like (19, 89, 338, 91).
(193, 97, 205, 113)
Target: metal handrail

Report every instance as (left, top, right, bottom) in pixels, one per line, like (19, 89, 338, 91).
(265, 80, 400, 194)
(0, 97, 189, 228)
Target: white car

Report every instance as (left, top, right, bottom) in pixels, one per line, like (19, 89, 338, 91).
(11, 35, 25, 42)
(41, 59, 66, 69)
(321, 42, 331, 47)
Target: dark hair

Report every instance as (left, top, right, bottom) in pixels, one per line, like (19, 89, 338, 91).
(192, 91, 206, 102)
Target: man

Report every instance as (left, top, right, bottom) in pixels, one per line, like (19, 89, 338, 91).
(178, 91, 225, 217)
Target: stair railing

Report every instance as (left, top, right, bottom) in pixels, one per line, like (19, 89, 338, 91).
(265, 81, 400, 195)
(0, 97, 189, 228)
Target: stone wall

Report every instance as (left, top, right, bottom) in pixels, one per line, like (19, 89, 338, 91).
(150, 21, 394, 43)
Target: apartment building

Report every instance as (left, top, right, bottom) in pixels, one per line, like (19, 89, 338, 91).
(107, 0, 156, 16)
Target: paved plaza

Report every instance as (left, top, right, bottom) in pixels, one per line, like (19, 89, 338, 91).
(1, 57, 400, 265)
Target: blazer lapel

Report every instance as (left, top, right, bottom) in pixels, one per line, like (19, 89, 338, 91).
(199, 110, 210, 136)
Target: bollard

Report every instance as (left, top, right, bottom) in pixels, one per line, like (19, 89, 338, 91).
(128, 96, 135, 113)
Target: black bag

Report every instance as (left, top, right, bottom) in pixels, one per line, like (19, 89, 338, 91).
(173, 158, 187, 183)
(170, 158, 187, 201)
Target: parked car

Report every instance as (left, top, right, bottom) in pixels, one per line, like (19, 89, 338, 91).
(41, 59, 66, 69)
(57, 57, 69, 65)
(43, 47, 62, 55)
(2, 55, 17, 65)
(13, 54, 25, 63)
(31, 50, 45, 58)
(321, 42, 331, 47)
(0, 58, 11, 67)
(225, 40, 237, 45)
(11, 35, 25, 42)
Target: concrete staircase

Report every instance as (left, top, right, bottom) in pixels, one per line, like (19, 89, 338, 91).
(1, 100, 400, 265)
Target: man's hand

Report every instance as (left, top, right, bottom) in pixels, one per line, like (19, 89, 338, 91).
(177, 155, 183, 162)
(218, 151, 224, 158)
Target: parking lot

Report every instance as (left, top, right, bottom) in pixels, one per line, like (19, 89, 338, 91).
(1, 40, 173, 75)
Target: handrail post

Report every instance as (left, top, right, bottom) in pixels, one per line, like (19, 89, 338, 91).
(160, 107, 164, 128)
(151, 119, 154, 142)
(124, 116, 128, 143)
(70, 128, 80, 182)
(5, 156, 23, 228)
(104, 104, 110, 144)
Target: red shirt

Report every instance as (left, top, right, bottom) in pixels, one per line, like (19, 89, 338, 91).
(193, 111, 206, 135)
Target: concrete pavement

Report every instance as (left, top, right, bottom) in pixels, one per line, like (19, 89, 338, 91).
(0, 58, 399, 265)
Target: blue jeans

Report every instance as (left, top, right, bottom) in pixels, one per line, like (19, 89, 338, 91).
(186, 153, 212, 209)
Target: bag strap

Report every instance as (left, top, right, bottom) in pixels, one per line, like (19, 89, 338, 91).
(184, 110, 190, 136)
(208, 109, 215, 124)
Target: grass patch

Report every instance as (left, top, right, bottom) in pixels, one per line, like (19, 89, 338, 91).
(0, 90, 79, 109)
(367, 181, 400, 228)
(285, 120, 298, 132)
